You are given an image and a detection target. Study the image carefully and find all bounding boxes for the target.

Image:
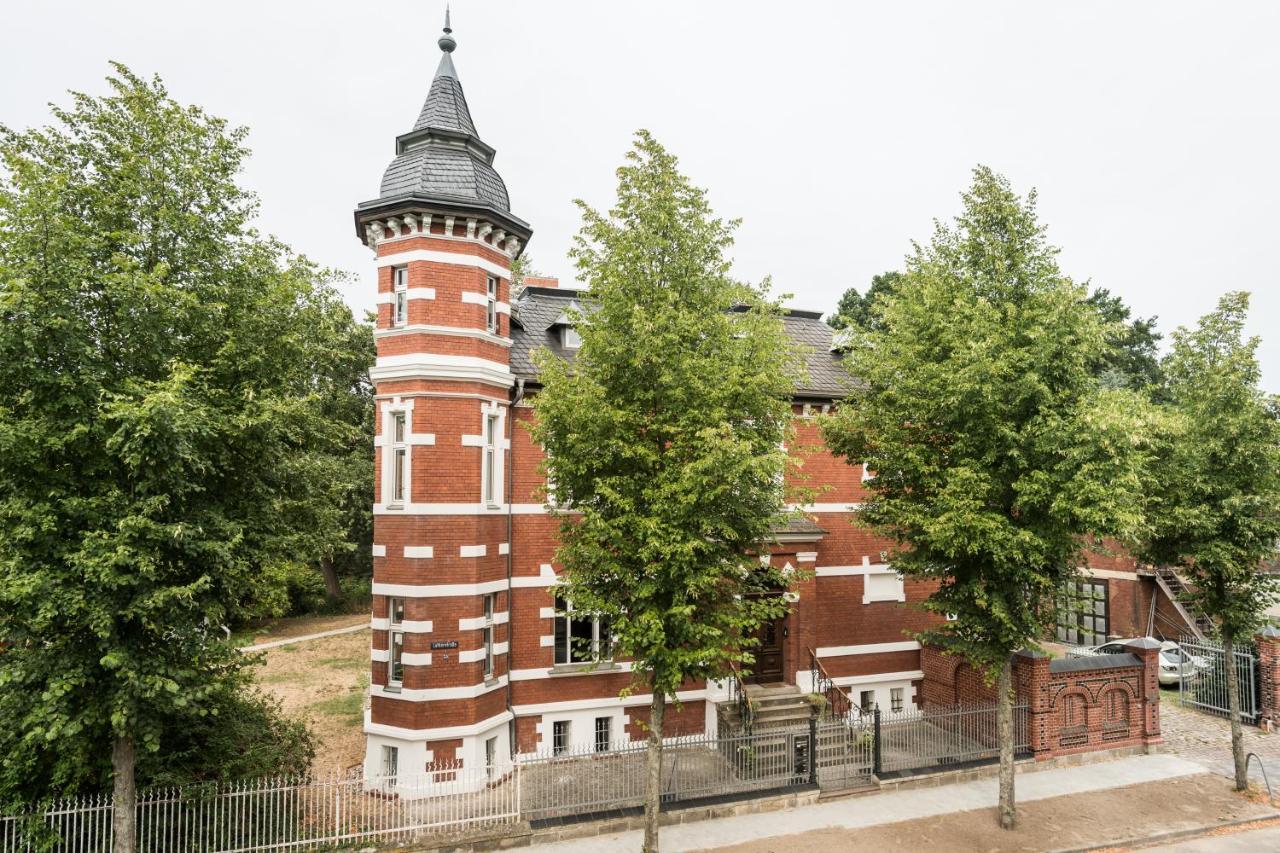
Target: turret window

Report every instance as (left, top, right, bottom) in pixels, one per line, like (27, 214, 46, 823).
(486, 275, 498, 333)
(483, 413, 499, 505)
(393, 266, 409, 327)
(387, 410, 409, 508)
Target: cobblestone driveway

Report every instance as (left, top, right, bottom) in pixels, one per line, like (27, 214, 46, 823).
(1160, 689, 1280, 781)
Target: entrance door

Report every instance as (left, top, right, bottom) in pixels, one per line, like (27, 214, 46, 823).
(750, 616, 785, 684)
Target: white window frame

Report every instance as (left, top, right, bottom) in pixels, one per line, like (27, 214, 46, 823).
(388, 597, 406, 687)
(482, 593, 496, 679)
(552, 720, 570, 756)
(553, 595, 611, 665)
(387, 410, 410, 508)
(486, 275, 498, 333)
(594, 717, 611, 753)
(381, 744, 399, 784)
(392, 266, 409, 327)
(561, 325, 581, 349)
(859, 690, 875, 713)
(485, 736, 498, 780)
(890, 687, 904, 713)
(483, 411, 500, 507)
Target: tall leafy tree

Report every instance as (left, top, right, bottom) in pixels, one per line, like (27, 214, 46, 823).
(828, 270, 902, 332)
(530, 131, 797, 853)
(822, 167, 1153, 829)
(1086, 287, 1163, 395)
(1138, 292, 1280, 791)
(0, 66, 365, 847)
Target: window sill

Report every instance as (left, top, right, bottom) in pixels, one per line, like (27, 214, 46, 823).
(384, 683, 403, 694)
(549, 662, 619, 677)
(387, 504, 404, 512)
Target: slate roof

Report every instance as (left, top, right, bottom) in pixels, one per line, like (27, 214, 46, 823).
(373, 19, 511, 212)
(510, 286, 853, 399)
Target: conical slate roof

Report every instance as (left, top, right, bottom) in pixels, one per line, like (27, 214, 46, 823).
(376, 14, 511, 212)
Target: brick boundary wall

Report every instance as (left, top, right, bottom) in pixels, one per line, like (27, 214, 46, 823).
(1256, 627, 1280, 731)
(920, 637, 1162, 761)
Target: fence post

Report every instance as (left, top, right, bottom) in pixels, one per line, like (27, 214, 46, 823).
(807, 715, 818, 786)
(873, 707, 882, 776)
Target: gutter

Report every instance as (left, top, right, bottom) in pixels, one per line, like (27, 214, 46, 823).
(506, 376, 525, 757)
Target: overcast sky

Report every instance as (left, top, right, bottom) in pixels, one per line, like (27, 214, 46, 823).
(4, 1, 1277, 389)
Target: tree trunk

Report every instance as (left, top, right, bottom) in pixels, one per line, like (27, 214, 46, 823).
(1223, 633, 1248, 791)
(320, 553, 340, 601)
(997, 657, 1017, 830)
(643, 689, 666, 853)
(112, 734, 137, 853)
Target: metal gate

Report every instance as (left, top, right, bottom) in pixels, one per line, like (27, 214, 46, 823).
(1179, 636, 1259, 723)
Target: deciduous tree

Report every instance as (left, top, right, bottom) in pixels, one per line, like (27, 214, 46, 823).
(822, 167, 1153, 829)
(530, 131, 798, 852)
(0, 65, 367, 845)
(1138, 292, 1280, 791)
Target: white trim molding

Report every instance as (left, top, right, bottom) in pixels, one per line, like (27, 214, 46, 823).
(460, 544, 487, 558)
(375, 248, 510, 279)
(816, 640, 920, 658)
(371, 354, 514, 387)
(403, 546, 434, 559)
(370, 676, 508, 702)
(364, 709, 513, 741)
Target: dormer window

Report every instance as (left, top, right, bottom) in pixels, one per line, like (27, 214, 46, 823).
(562, 325, 581, 350)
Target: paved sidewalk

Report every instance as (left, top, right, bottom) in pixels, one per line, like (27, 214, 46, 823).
(1149, 823, 1280, 850)
(530, 753, 1208, 852)
(1160, 698, 1280, 780)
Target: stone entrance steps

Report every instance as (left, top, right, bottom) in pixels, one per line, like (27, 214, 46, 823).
(719, 683, 814, 731)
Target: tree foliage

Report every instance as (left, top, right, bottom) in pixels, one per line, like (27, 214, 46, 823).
(0, 65, 368, 804)
(1086, 287, 1163, 395)
(1137, 292, 1280, 787)
(822, 166, 1154, 827)
(528, 131, 798, 850)
(827, 271, 902, 332)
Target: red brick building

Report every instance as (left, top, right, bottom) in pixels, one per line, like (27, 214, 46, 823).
(353, 18, 1184, 781)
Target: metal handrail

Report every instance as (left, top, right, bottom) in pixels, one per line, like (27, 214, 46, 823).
(1247, 752, 1275, 804)
(808, 647, 856, 722)
(727, 662, 754, 733)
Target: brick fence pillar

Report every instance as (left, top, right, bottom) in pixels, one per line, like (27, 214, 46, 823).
(1125, 637, 1163, 750)
(1255, 627, 1280, 732)
(1014, 650, 1052, 760)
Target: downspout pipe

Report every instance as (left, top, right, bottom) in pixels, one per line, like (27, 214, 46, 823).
(506, 377, 525, 757)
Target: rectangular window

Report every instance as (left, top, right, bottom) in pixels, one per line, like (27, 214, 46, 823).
(482, 593, 496, 679)
(1057, 579, 1109, 647)
(381, 745, 399, 781)
(552, 720, 570, 756)
(485, 736, 497, 780)
(389, 412, 408, 507)
(554, 595, 611, 665)
(389, 597, 405, 626)
(594, 717, 611, 753)
(393, 266, 409, 327)
(486, 275, 498, 333)
(859, 690, 874, 713)
(562, 326, 581, 349)
(891, 687, 904, 713)
(389, 629, 404, 685)
(483, 413, 499, 505)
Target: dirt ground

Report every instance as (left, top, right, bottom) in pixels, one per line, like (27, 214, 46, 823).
(700, 774, 1278, 853)
(235, 612, 368, 646)
(246, 618, 370, 775)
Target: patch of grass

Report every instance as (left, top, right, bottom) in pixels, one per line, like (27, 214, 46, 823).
(308, 690, 365, 727)
(314, 656, 370, 671)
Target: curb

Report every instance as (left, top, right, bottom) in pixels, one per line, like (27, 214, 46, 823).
(1051, 812, 1280, 852)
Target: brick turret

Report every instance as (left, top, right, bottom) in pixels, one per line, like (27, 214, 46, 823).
(355, 12, 531, 785)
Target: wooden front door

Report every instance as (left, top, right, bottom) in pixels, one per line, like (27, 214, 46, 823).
(749, 616, 785, 684)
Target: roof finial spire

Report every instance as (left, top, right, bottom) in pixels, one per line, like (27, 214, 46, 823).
(439, 5, 456, 53)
